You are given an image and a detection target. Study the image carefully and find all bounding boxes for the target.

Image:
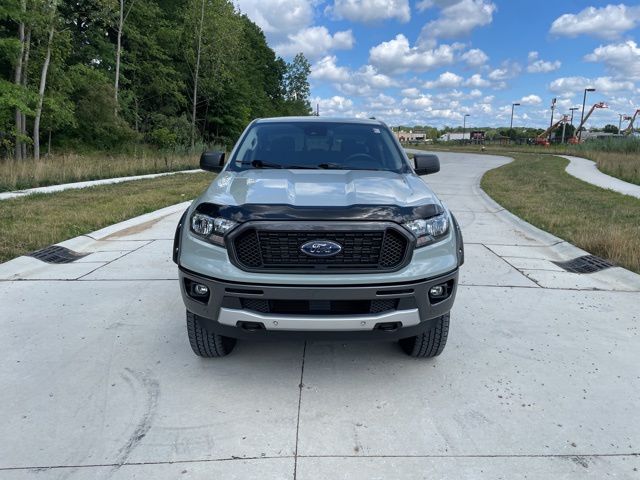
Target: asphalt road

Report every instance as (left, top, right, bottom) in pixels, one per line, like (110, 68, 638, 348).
(1, 152, 639, 479)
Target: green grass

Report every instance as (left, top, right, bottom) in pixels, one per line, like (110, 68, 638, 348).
(405, 141, 640, 185)
(0, 152, 202, 192)
(0, 172, 213, 263)
(481, 154, 640, 273)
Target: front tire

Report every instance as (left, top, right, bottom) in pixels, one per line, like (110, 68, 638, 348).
(399, 313, 450, 358)
(186, 310, 236, 357)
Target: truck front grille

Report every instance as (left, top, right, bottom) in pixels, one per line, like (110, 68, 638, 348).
(231, 227, 410, 272)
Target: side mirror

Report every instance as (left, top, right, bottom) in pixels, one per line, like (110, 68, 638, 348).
(200, 151, 225, 173)
(414, 154, 440, 176)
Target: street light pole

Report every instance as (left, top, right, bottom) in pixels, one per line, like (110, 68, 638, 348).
(569, 107, 579, 126)
(619, 113, 624, 134)
(463, 114, 470, 142)
(548, 97, 556, 142)
(578, 88, 595, 142)
(510, 103, 520, 143)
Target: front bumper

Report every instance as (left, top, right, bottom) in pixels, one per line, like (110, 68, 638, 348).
(179, 267, 458, 341)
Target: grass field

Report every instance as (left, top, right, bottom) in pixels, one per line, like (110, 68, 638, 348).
(406, 141, 640, 185)
(481, 154, 640, 273)
(593, 151, 640, 185)
(0, 152, 202, 192)
(0, 172, 213, 263)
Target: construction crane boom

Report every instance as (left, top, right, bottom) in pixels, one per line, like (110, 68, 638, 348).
(535, 115, 569, 145)
(623, 109, 640, 135)
(576, 102, 608, 133)
(537, 115, 569, 139)
(568, 102, 608, 144)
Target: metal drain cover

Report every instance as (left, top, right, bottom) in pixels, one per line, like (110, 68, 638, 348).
(28, 245, 89, 264)
(553, 255, 615, 274)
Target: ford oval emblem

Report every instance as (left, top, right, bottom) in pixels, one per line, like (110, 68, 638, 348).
(300, 240, 343, 257)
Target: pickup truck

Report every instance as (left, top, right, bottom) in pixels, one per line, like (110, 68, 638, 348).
(173, 117, 463, 358)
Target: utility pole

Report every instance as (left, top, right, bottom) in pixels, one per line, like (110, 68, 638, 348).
(561, 117, 567, 143)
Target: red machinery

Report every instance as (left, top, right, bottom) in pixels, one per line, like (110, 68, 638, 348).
(568, 102, 608, 144)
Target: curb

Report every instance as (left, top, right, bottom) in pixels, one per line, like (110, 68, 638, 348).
(0, 169, 203, 201)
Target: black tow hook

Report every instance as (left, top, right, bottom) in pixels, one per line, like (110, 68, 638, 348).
(374, 322, 402, 332)
(237, 321, 266, 332)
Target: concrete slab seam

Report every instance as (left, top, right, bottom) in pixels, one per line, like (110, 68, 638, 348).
(2, 452, 638, 473)
(293, 341, 308, 480)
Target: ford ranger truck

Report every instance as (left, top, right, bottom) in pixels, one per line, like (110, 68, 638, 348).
(173, 118, 464, 358)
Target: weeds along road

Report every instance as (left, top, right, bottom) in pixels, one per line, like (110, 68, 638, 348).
(0, 151, 639, 479)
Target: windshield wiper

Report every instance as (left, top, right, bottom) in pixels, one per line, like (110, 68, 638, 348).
(318, 163, 383, 171)
(248, 160, 319, 169)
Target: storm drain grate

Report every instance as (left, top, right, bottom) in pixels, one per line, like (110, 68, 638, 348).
(553, 255, 615, 274)
(28, 245, 88, 264)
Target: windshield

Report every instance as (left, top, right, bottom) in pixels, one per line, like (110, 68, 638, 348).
(230, 121, 408, 173)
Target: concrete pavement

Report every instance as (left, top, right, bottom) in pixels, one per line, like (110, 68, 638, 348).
(0, 152, 639, 479)
(561, 155, 640, 200)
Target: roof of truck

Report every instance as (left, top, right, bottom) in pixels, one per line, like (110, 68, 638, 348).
(254, 117, 385, 126)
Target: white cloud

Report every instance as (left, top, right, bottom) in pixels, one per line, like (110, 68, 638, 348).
(312, 95, 355, 116)
(520, 94, 542, 105)
(585, 41, 640, 80)
(461, 48, 489, 67)
(327, 0, 411, 23)
(310, 56, 350, 82)
(234, 0, 314, 36)
(418, 0, 497, 42)
(357, 65, 397, 88)
(488, 61, 522, 81)
(550, 4, 640, 39)
(401, 95, 434, 110)
(469, 88, 483, 97)
(275, 27, 354, 59)
(465, 73, 490, 87)
(401, 87, 421, 97)
(369, 34, 460, 73)
(424, 71, 464, 89)
(527, 51, 561, 73)
(311, 57, 396, 96)
(549, 76, 635, 95)
(368, 93, 397, 108)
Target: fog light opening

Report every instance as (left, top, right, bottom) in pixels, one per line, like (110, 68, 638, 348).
(193, 283, 209, 296)
(428, 281, 453, 303)
(429, 285, 445, 297)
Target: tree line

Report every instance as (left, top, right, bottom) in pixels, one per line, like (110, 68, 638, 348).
(0, 0, 312, 160)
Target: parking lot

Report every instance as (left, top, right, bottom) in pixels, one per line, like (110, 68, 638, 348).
(1, 151, 638, 479)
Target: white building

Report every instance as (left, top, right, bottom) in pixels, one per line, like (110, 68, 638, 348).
(438, 133, 466, 142)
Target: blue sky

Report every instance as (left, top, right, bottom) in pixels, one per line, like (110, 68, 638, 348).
(234, 1, 640, 129)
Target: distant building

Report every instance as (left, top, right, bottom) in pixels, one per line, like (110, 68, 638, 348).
(438, 131, 485, 143)
(394, 130, 428, 142)
(581, 131, 624, 141)
(438, 133, 466, 141)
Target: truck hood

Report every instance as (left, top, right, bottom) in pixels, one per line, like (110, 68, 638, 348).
(200, 169, 440, 207)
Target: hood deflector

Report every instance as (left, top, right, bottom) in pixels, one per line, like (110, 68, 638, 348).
(194, 203, 444, 224)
